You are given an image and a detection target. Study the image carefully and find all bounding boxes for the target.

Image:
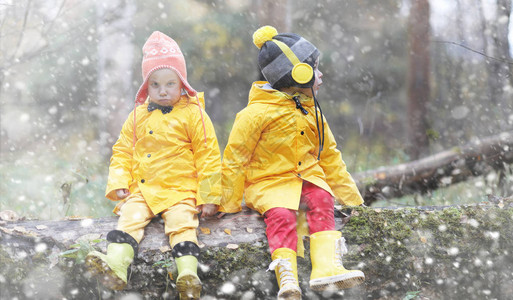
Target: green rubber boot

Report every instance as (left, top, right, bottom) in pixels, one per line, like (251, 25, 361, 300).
(175, 255, 202, 300)
(85, 243, 134, 290)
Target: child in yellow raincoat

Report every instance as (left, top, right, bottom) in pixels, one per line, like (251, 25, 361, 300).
(85, 31, 221, 300)
(221, 26, 365, 299)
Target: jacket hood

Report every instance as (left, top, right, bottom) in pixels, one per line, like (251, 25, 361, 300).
(184, 92, 205, 109)
(248, 81, 314, 107)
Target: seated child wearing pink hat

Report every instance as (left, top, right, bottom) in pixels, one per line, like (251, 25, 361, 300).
(85, 31, 221, 300)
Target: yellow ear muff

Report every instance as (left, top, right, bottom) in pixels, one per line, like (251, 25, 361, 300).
(272, 39, 314, 84)
(291, 63, 313, 84)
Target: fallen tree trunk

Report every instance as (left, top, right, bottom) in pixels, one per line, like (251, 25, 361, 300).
(1, 197, 512, 299)
(354, 131, 513, 204)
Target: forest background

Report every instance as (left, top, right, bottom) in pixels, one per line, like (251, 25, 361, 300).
(0, 0, 512, 220)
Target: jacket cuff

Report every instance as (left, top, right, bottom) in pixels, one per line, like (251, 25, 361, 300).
(105, 186, 128, 201)
(218, 204, 242, 214)
(201, 198, 221, 206)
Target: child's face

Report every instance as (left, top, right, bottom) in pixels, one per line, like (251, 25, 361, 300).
(148, 68, 183, 106)
(283, 58, 323, 98)
(310, 58, 323, 97)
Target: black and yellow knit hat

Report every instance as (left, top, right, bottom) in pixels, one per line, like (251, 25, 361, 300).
(253, 25, 320, 89)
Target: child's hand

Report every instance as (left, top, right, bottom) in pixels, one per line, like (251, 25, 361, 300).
(116, 189, 130, 199)
(197, 204, 219, 218)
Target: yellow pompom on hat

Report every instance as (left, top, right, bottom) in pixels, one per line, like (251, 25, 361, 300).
(252, 25, 320, 89)
(252, 25, 278, 49)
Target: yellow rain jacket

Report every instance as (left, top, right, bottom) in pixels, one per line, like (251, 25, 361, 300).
(106, 93, 222, 214)
(221, 82, 363, 215)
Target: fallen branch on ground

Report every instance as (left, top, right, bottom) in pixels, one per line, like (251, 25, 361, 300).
(354, 131, 513, 204)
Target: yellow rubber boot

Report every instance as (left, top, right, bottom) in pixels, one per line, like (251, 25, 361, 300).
(85, 243, 134, 290)
(175, 255, 202, 300)
(309, 231, 365, 291)
(269, 248, 302, 300)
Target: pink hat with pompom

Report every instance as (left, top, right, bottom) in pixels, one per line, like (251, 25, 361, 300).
(134, 31, 196, 105)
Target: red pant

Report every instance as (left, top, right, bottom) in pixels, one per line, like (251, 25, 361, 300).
(264, 181, 335, 254)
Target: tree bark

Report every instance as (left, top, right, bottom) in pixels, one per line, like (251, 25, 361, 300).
(95, 0, 137, 158)
(1, 199, 512, 299)
(407, 0, 431, 159)
(254, 0, 292, 82)
(354, 131, 513, 204)
(478, 0, 512, 132)
(255, 0, 291, 32)
(494, 0, 512, 118)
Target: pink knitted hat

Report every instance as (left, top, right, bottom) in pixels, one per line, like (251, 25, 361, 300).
(135, 31, 197, 105)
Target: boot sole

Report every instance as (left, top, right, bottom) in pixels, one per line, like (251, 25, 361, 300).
(176, 273, 202, 300)
(310, 271, 365, 291)
(278, 287, 302, 300)
(85, 254, 127, 290)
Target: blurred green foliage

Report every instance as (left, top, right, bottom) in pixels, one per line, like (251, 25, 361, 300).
(60, 238, 106, 264)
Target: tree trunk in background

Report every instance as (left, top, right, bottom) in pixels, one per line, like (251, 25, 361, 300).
(254, 0, 291, 81)
(493, 0, 512, 86)
(494, 0, 512, 121)
(255, 0, 291, 32)
(492, 0, 513, 194)
(451, 0, 467, 141)
(95, 0, 136, 159)
(480, 0, 511, 124)
(407, 0, 430, 160)
(0, 72, 5, 155)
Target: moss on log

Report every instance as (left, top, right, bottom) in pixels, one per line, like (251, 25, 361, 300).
(1, 198, 512, 299)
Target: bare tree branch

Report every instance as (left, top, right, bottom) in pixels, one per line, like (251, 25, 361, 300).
(12, 0, 32, 59)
